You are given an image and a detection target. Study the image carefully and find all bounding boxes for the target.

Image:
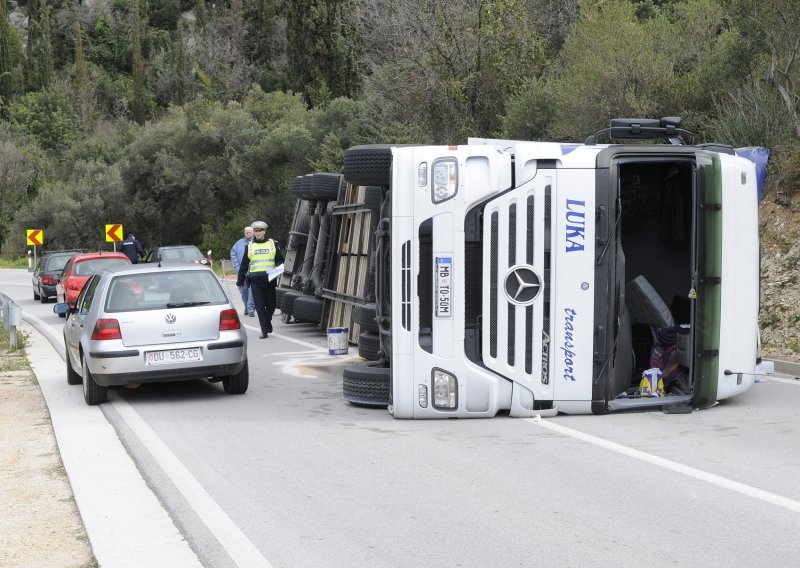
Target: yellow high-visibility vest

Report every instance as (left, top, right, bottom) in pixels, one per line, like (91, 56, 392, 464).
(248, 240, 276, 274)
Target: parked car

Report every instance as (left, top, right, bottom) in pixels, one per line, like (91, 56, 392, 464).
(32, 250, 81, 303)
(55, 264, 248, 405)
(55, 252, 132, 315)
(144, 245, 211, 267)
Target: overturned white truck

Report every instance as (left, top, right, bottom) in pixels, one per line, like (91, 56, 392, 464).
(342, 118, 767, 417)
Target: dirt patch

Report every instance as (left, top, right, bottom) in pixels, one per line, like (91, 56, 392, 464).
(0, 345, 96, 568)
(759, 195, 800, 360)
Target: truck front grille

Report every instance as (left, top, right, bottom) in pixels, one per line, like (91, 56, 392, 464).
(401, 240, 411, 331)
(484, 183, 549, 384)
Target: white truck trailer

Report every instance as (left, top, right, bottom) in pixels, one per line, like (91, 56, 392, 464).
(342, 118, 767, 417)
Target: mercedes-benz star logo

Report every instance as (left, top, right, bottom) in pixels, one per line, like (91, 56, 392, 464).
(504, 265, 542, 305)
(165, 313, 176, 324)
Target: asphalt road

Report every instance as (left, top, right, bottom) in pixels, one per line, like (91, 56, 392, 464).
(3, 267, 800, 568)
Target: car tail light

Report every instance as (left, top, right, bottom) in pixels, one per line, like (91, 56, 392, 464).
(43, 275, 56, 285)
(219, 309, 241, 331)
(91, 319, 122, 341)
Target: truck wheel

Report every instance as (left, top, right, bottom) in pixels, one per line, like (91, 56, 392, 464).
(343, 362, 390, 408)
(292, 296, 323, 324)
(223, 360, 249, 394)
(310, 172, 342, 201)
(292, 173, 317, 201)
(364, 186, 383, 214)
(82, 357, 108, 405)
(354, 303, 378, 332)
(358, 331, 380, 361)
(344, 145, 393, 187)
(281, 290, 303, 317)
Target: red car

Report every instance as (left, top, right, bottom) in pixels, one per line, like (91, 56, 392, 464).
(56, 253, 132, 312)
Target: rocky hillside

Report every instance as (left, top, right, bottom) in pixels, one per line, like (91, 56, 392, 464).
(759, 193, 800, 361)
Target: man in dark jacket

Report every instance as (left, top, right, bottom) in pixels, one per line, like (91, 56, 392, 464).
(120, 233, 144, 264)
(237, 220, 284, 338)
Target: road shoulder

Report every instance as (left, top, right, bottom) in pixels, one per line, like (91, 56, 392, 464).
(22, 318, 203, 567)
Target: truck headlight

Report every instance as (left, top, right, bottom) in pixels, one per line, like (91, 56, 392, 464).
(432, 158, 457, 203)
(432, 369, 457, 409)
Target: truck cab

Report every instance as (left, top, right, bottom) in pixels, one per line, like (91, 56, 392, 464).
(342, 118, 765, 417)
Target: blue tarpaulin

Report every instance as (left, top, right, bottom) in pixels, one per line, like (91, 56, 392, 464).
(736, 146, 770, 200)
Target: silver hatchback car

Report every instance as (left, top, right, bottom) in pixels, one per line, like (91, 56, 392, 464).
(56, 265, 248, 405)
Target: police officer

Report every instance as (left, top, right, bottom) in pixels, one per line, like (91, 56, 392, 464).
(120, 233, 144, 264)
(236, 220, 284, 338)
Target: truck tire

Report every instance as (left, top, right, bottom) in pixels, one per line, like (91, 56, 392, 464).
(344, 145, 393, 187)
(343, 362, 390, 408)
(310, 172, 342, 202)
(276, 287, 287, 307)
(292, 296, 323, 325)
(354, 303, 378, 332)
(364, 186, 383, 214)
(358, 331, 380, 361)
(281, 290, 303, 316)
(292, 173, 316, 201)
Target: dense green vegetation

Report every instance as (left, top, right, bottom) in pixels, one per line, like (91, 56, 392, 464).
(0, 0, 797, 258)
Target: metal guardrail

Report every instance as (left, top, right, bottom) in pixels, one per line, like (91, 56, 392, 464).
(0, 291, 21, 349)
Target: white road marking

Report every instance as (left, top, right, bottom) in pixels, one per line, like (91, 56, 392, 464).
(529, 418, 800, 513)
(113, 398, 275, 568)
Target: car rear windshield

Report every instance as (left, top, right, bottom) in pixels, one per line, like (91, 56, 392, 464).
(160, 247, 204, 261)
(105, 270, 228, 312)
(74, 257, 129, 276)
(45, 255, 73, 271)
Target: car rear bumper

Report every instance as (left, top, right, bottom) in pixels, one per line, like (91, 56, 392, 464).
(39, 284, 57, 297)
(86, 339, 247, 386)
(92, 360, 246, 386)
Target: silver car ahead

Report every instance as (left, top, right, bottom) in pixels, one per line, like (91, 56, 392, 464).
(56, 264, 248, 405)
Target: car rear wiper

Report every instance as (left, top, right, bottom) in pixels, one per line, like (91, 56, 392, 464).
(166, 301, 210, 308)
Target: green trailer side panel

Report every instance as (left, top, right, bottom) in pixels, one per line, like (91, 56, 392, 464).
(693, 152, 722, 408)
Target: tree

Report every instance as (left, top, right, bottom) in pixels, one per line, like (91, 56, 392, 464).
(174, 24, 188, 105)
(725, 0, 800, 138)
(131, 0, 148, 124)
(285, 0, 359, 106)
(0, 0, 18, 109)
(0, 135, 45, 254)
(74, 22, 92, 129)
(25, 0, 55, 91)
(9, 87, 79, 151)
(354, 0, 543, 141)
(195, 0, 208, 34)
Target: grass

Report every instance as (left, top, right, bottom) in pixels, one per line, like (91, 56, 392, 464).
(0, 325, 30, 371)
(0, 256, 31, 269)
